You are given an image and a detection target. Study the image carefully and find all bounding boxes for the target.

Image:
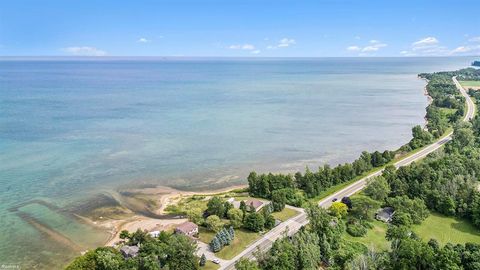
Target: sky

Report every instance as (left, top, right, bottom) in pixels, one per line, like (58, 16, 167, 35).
(1, 0, 480, 57)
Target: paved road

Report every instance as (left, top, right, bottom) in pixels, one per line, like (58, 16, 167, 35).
(219, 77, 474, 270)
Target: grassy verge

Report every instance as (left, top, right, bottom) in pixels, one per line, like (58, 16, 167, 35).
(201, 261, 220, 270)
(272, 207, 300, 221)
(413, 212, 480, 245)
(460, 80, 480, 88)
(198, 227, 216, 244)
(214, 229, 261, 260)
(343, 219, 390, 251)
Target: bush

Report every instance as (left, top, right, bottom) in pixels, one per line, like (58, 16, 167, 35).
(346, 219, 368, 237)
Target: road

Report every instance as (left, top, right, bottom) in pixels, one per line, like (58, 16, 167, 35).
(219, 77, 474, 270)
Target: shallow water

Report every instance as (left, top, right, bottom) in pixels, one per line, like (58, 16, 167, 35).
(0, 57, 475, 268)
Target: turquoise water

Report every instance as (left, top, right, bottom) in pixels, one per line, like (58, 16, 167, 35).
(0, 57, 475, 268)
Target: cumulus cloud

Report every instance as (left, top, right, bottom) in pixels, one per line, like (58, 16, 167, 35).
(138, 38, 150, 43)
(401, 36, 480, 56)
(63, 46, 106, 56)
(267, 38, 296, 49)
(346, 40, 387, 54)
(347, 46, 361, 51)
(229, 44, 255, 50)
(278, 38, 296, 47)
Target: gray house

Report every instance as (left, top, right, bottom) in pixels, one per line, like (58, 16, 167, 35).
(375, 207, 395, 223)
(120, 245, 139, 258)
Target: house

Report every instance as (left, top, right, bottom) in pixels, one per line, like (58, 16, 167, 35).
(174, 221, 199, 237)
(148, 230, 160, 238)
(226, 197, 235, 203)
(244, 199, 264, 212)
(120, 245, 139, 258)
(376, 207, 395, 223)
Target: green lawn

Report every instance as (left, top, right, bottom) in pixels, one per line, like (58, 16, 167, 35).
(460, 80, 480, 88)
(343, 219, 390, 251)
(198, 226, 216, 244)
(215, 229, 260, 260)
(413, 212, 480, 245)
(272, 207, 299, 221)
(201, 261, 220, 270)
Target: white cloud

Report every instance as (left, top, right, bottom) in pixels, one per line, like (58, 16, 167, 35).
(401, 37, 448, 56)
(469, 36, 480, 43)
(63, 46, 106, 56)
(138, 38, 150, 43)
(229, 44, 255, 50)
(346, 40, 387, 54)
(347, 46, 361, 51)
(251, 50, 261, 54)
(278, 38, 296, 47)
(412, 37, 439, 48)
(266, 38, 296, 49)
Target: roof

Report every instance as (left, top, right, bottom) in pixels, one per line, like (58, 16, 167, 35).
(175, 221, 198, 233)
(120, 245, 139, 258)
(376, 207, 395, 221)
(245, 199, 264, 210)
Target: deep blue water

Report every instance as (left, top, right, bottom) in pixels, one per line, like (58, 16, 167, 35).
(0, 57, 475, 268)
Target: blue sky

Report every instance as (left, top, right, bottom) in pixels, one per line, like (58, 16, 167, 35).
(1, 0, 479, 57)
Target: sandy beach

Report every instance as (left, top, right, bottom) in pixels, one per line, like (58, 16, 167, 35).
(95, 184, 248, 246)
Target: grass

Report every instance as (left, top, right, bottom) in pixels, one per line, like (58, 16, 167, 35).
(198, 226, 261, 260)
(198, 226, 217, 244)
(214, 229, 261, 260)
(460, 80, 480, 88)
(413, 212, 480, 245)
(271, 207, 299, 221)
(201, 261, 220, 270)
(343, 219, 390, 251)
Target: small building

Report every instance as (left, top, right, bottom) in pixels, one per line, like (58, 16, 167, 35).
(244, 199, 264, 212)
(376, 207, 395, 223)
(120, 245, 139, 258)
(175, 221, 199, 237)
(226, 197, 235, 203)
(149, 230, 160, 238)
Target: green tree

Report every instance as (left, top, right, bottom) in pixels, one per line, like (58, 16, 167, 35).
(119, 230, 130, 240)
(167, 234, 199, 269)
(364, 176, 390, 201)
(227, 208, 243, 228)
(235, 258, 260, 270)
(205, 215, 223, 232)
(207, 196, 225, 217)
(199, 254, 206, 267)
(351, 195, 381, 220)
(244, 212, 265, 232)
(186, 207, 204, 225)
(271, 190, 287, 211)
(95, 248, 124, 270)
(328, 202, 348, 218)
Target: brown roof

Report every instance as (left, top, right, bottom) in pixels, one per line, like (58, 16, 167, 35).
(245, 199, 264, 210)
(175, 221, 198, 233)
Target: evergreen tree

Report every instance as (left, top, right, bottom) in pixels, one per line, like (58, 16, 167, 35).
(228, 226, 235, 239)
(210, 236, 221, 252)
(199, 254, 206, 267)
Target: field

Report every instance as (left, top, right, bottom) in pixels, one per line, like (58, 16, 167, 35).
(271, 207, 299, 221)
(201, 261, 220, 270)
(460, 80, 480, 89)
(413, 213, 480, 245)
(343, 220, 390, 251)
(214, 229, 261, 260)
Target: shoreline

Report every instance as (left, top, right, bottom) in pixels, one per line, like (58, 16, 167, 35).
(95, 184, 248, 247)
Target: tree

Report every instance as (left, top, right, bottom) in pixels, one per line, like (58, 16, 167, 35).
(271, 190, 287, 211)
(235, 258, 260, 270)
(223, 201, 233, 218)
(207, 196, 225, 217)
(119, 230, 130, 240)
(205, 215, 223, 232)
(328, 202, 348, 218)
(186, 207, 204, 225)
(364, 176, 390, 201)
(292, 230, 321, 269)
(167, 234, 199, 269)
(240, 200, 248, 219)
(341, 196, 353, 209)
(351, 195, 381, 220)
(227, 208, 243, 228)
(199, 254, 206, 267)
(264, 214, 276, 229)
(228, 226, 235, 239)
(95, 248, 124, 270)
(209, 236, 222, 252)
(244, 212, 265, 232)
